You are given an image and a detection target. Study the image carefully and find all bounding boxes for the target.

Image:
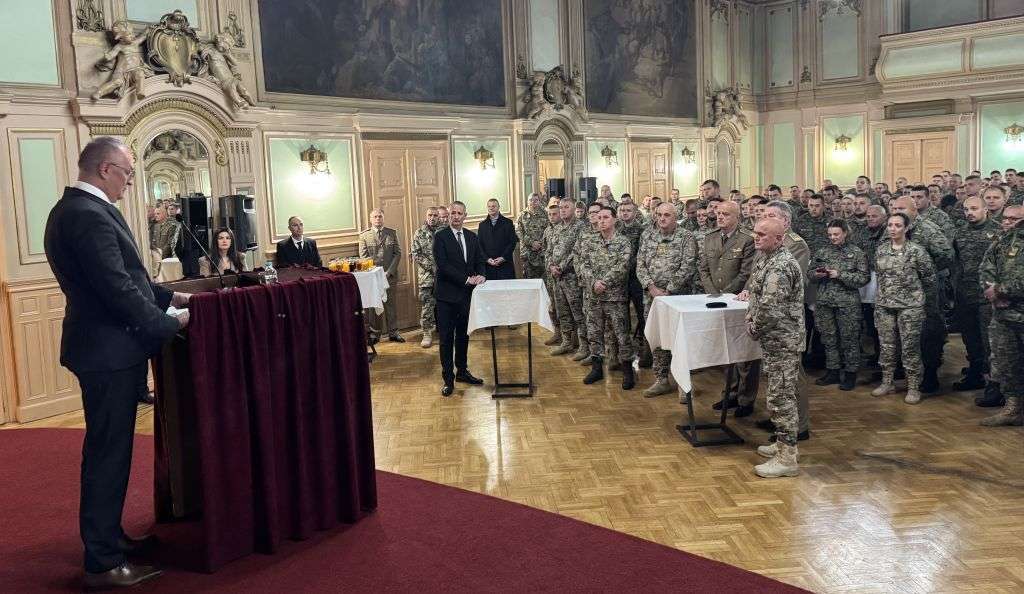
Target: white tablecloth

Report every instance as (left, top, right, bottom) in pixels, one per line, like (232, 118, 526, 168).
(351, 267, 389, 313)
(644, 294, 761, 393)
(155, 258, 183, 283)
(859, 271, 878, 304)
(467, 279, 555, 335)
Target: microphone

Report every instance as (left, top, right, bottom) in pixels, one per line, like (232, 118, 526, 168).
(175, 214, 224, 288)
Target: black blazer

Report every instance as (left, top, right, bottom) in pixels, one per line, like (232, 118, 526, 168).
(433, 226, 486, 304)
(44, 187, 179, 374)
(275, 236, 321, 267)
(477, 214, 518, 280)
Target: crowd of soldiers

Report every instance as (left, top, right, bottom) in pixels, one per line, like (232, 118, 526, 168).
(407, 172, 1024, 479)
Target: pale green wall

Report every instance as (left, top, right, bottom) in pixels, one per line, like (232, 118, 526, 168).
(804, 132, 815, 189)
(126, 0, 200, 25)
(736, 7, 754, 91)
(18, 138, 61, 255)
(771, 123, 796, 187)
(0, 1, 59, 85)
(767, 6, 794, 89)
(821, 11, 859, 80)
(529, 0, 560, 72)
(586, 140, 627, 195)
(905, 0, 981, 31)
(972, 33, 1024, 69)
(742, 126, 762, 189)
(873, 129, 883, 182)
(821, 114, 865, 188)
(711, 16, 729, 89)
(958, 123, 971, 174)
(268, 138, 356, 236)
(883, 42, 962, 78)
(453, 139, 511, 216)
(979, 100, 1024, 173)
(671, 141, 700, 196)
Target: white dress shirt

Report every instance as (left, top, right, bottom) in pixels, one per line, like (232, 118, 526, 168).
(451, 226, 467, 261)
(73, 180, 112, 204)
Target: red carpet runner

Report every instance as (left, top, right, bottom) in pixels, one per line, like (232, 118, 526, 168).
(0, 428, 804, 593)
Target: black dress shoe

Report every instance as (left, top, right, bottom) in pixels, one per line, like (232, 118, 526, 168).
(755, 419, 777, 432)
(975, 382, 1004, 407)
(769, 430, 810, 443)
(83, 562, 162, 591)
(137, 392, 155, 405)
(119, 533, 158, 555)
(953, 375, 986, 391)
(388, 333, 406, 343)
(712, 398, 738, 411)
(441, 383, 454, 397)
(734, 404, 754, 418)
(455, 371, 484, 385)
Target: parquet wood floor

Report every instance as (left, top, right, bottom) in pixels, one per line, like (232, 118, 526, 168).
(9, 327, 1024, 593)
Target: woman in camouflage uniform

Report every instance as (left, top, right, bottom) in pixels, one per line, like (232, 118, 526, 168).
(872, 213, 936, 404)
(808, 220, 870, 391)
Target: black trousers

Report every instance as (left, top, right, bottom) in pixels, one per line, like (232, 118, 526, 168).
(77, 362, 148, 573)
(436, 298, 471, 383)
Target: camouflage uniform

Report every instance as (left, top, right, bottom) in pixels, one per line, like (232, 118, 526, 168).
(746, 247, 805, 447)
(541, 222, 559, 323)
(808, 242, 870, 373)
(411, 223, 438, 331)
(953, 218, 1001, 375)
(151, 219, 180, 258)
(792, 214, 830, 256)
(516, 206, 548, 279)
(575, 226, 604, 352)
(547, 219, 588, 347)
(874, 241, 936, 389)
(1008, 187, 1024, 207)
(584, 231, 635, 362)
(979, 225, 1024, 404)
(619, 217, 648, 350)
(636, 226, 699, 379)
(919, 206, 955, 237)
(906, 218, 954, 376)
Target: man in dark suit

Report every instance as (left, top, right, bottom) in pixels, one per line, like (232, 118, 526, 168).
(44, 137, 190, 590)
(433, 201, 487, 396)
(275, 216, 321, 267)
(477, 198, 518, 280)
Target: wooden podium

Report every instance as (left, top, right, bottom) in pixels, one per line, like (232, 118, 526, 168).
(152, 268, 377, 572)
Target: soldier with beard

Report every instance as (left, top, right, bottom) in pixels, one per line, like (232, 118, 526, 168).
(411, 206, 440, 347)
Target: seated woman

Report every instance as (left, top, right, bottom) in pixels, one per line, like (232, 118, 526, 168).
(199, 227, 247, 276)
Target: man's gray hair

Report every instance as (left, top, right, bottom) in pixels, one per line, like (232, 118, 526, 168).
(78, 136, 129, 173)
(765, 200, 793, 223)
(866, 204, 888, 216)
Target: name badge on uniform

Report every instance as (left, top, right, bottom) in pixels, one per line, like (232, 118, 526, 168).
(656, 244, 667, 255)
(732, 247, 742, 253)
(1009, 246, 1019, 257)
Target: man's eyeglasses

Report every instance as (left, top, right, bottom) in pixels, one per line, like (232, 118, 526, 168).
(106, 162, 135, 179)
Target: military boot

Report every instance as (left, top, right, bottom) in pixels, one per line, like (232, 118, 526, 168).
(871, 371, 895, 397)
(904, 373, 922, 404)
(543, 329, 563, 346)
(756, 442, 778, 459)
(637, 347, 653, 368)
(550, 336, 577, 356)
(980, 397, 1024, 427)
(571, 343, 591, 361)
(975, 382, 1005, 407)
(644, 377, 675, 398)
(420, 330, 433, 349)
(839, 371, 856, 391)
(583, 356, 604, 385)
(814, 369, 840, 386)
(621, 365, 635, 390)
(953, 369, 986, 391)
(754, 443, 799, 478)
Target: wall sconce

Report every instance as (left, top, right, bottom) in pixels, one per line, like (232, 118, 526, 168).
(1005, 122, 1024, 145)
(834, 134, 852, 153)
(474, 145, 495, 170)
(600, 144, 619, 168)
(680, 146, 696, 164)
(299, 144, 330, 175)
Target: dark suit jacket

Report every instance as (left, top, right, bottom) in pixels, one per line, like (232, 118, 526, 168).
(44, 187, 179, 374)
(477, 215, 518, 280)
(275, 236, 321, 267)
(433, 226, 486, 304)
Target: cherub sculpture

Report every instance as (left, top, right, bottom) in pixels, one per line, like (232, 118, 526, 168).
(710, 86, 749, 129)
(564, 67, 586, 117)
(200, 32, 256, 109)
(91, 20, 149, 101)
(523, 73, 548, 119)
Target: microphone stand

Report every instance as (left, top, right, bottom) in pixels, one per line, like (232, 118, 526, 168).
(175, 214, 224, 288)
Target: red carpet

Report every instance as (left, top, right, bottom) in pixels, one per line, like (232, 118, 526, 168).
(0, 428, 804, 593)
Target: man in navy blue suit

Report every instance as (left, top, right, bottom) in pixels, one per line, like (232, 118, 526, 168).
(45, 137, 190, 590)
(432, 201, 487, 396)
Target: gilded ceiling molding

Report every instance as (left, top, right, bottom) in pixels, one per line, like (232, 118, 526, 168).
(85, 97, 252, 138)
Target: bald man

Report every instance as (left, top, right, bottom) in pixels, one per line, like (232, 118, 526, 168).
(745, 218, 805, 478)
(953, 196, 1001, 394)
(359, 209, 404, 342)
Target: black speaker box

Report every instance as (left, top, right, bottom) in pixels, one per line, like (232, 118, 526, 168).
(218, 194, 257, 250)
(176, 193, 210, 278)
(546, 178, 566, 200)
(578, 176, 597, 205)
